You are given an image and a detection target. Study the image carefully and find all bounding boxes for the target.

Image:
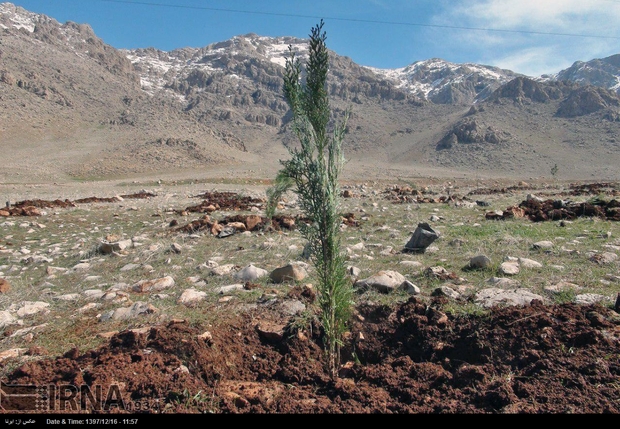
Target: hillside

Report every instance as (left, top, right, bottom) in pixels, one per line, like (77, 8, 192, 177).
(0, 2, 619, 183)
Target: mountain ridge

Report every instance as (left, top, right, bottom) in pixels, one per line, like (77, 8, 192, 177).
(1, 2, 619, 183)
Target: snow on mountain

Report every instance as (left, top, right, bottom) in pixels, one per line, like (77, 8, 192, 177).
(124, 34, 309, 99)
(2, 2, 619, 102)
(0, 2, 41, 31)
(364, 58, 519, 101)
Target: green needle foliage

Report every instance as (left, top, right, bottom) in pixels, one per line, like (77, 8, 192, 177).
(274, 19, 352, 376)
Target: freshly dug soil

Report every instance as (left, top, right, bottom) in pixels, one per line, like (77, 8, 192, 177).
(2, 297, 619, 414)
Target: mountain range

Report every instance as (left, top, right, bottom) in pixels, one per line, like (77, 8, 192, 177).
(1, 2, 619, 183)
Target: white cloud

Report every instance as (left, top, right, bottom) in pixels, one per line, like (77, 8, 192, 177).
(491, 46, 571, 76)
(429, 0, 620, 75)
(449, 0, 620, 32)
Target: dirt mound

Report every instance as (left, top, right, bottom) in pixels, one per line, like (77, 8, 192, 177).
(1, 193, 158, 217)
(518, 197, 620, 222)
(2, 298, 619, 414)
(181, 191, 265, 213)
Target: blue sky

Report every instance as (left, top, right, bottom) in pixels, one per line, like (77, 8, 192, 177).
(6, 0, 620, 76)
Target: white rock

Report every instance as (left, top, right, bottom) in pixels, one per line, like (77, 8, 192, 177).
(216, 284, 245, 294)
(399, 260, 423, 269)
(132, 276, 175, 293)
(72, 262, 91, 271)
(575, 294, 613, 305)
(499, 261, 520, 275)
(532, 241, 554, 250)
(13, 301, 50, 318)
(210, 264, 238, 276)
(77, 303, 102, 313)
(518, 258, 543, 269)
(475, 288, 546, 308)
(0, 348, 27, 362)
(120, 263, 140, 272)
(0, 311, 18, 328)
(401, 280, 420, 295)
(53, 293, 80, 301)
(178, 288, 208, 306)
(544, 282, 582, 294)
(354, 270, 406, 293)
(99, 302, 157, 322)
(233, 264, 268, 282)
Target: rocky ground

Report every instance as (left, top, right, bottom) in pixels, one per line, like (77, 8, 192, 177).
(0, 175, 619, 415)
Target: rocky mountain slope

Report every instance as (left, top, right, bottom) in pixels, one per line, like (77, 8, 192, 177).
(1, 2, 619, 183)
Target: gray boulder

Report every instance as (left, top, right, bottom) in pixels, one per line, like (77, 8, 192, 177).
(403, 223, 440, 253)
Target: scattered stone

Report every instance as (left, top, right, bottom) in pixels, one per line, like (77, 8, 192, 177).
(255, 321, 286, 342)
(170, 243, 182, 254)
(120, 263, 140, 272)
(72, 262, 91, 272)
(589, 252, 618, 265)
(449, 238, 466, 247)
(99, 302, 157, 322)
(217, 226, 236, 238)
(474, 288, 546, 308)
(346, 266, 361, 277)
(270, 263, 307, 283)
(354, 270, 407, 293)
(0, 278, 10, 293)
(380, 246, 394, 255)
(53, 293, 80, 301)
(132, 276, 175, 293)
(279, 299, 306, 316)
(544, 281, 582, 294)
(98, 239, 133, 255)
(432, 285, 460, 300)
(403, 223, 440, 253)
(518, 257, 543, 269)
(82, 290, 105, 300)
(46, 266, 67, 275)
(178, 288, 208, 306)
(76, 302, 101, 313)
(348, 242, 365, 251)
(9, 324, 48, 338)
(0, 311, 17, 328)
(12, 301, 50, 318)
(21, 255, 53, 264)
(234, 264, 268, 282)
(0, 348, 27, 362)
(399, 260, 424, 270)
(216, 284, 246, 294)
(226, 222, 247, 232)
(574, 294, 613, 305)
(499, 261, 520, 275)
(211, 264, 239, 276)
(604, 274, 620, 283)
(468, 255, 491, 269)
(401, 280, 420, 295)
(424, 266, 460, 281)
(532, 241, 554, 250)
(244, 215, 263, 231)
(485, 210, 504, 220)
